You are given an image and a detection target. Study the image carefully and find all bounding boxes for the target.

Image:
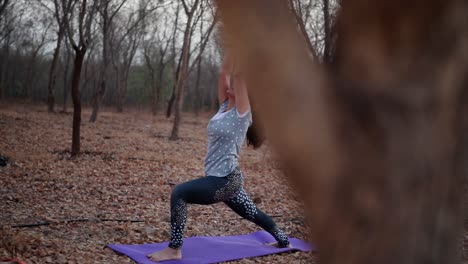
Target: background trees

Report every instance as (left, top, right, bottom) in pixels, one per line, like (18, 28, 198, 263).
(1, 0, 337, 109)
(0, 0, 339, 152)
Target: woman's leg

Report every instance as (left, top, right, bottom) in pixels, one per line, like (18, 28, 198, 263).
(168, 175, 241, 249)
(224, 188, 290, 247)
(148, 173, 242, 261)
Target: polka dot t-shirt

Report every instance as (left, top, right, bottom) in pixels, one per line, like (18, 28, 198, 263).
(204, 100, 252, 177)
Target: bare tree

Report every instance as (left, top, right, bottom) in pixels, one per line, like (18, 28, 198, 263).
(43, 0, 74, 112)
(188, 4, 217, 115)
(170, 0, 217, 140)
(288, 0, 317, 58)
(169, 0, 200, 140)
(89, 0, 126, 122)
(217, 1, 468, 264)
(67, 0, 97, 156)
(142, 9, 173, 115)
(21, 14, 52, 100)
(112, 11, 143, 112)
(165, 1, 181, 118)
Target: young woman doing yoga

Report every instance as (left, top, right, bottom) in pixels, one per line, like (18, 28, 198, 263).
(147, 53, 290, 262)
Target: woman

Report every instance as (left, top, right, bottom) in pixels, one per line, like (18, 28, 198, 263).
(148, 54, 290, 262)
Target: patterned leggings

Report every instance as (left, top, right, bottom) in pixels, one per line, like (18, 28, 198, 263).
(168, 168, 290, 249)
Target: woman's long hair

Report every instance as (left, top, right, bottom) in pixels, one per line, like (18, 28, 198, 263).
(246, 109, 265, 149)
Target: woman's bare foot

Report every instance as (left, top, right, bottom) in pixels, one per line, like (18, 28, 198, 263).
(147, 247, 182, 262)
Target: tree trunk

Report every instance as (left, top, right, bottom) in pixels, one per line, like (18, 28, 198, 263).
(90, 35, 110, 122)
(166, 52, 183, 118)
(216, 1, 468, 264)
(90, 0, 116, 123)
(62, 45, 71, 113)
(47, 26, 65, 113)
(169, 3, 196, 140)
(71, 48, 86, 156)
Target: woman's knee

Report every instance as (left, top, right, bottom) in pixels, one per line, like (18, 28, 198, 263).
(171, 184, 187, 202)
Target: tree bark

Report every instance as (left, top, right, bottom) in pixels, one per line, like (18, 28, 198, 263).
(70, 48, 86, 156)
(216, 1, 468, 264)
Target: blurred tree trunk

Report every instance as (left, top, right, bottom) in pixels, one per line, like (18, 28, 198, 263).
(216, 1, 468, 264)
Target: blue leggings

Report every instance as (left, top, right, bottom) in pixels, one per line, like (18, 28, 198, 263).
(168, 168, 290, 249)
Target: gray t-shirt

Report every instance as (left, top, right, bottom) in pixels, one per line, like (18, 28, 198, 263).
(204, 100, 252, 177)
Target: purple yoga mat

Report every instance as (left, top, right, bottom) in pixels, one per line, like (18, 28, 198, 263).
(108, 230, 314, 264)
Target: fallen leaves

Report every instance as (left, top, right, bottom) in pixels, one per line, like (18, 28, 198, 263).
(0, 105, 313, 263)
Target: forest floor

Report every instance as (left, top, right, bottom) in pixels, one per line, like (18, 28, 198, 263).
(0, 103, 313, 264)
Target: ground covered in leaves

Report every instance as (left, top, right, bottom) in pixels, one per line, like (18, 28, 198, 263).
(0, 104, 313, 264)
